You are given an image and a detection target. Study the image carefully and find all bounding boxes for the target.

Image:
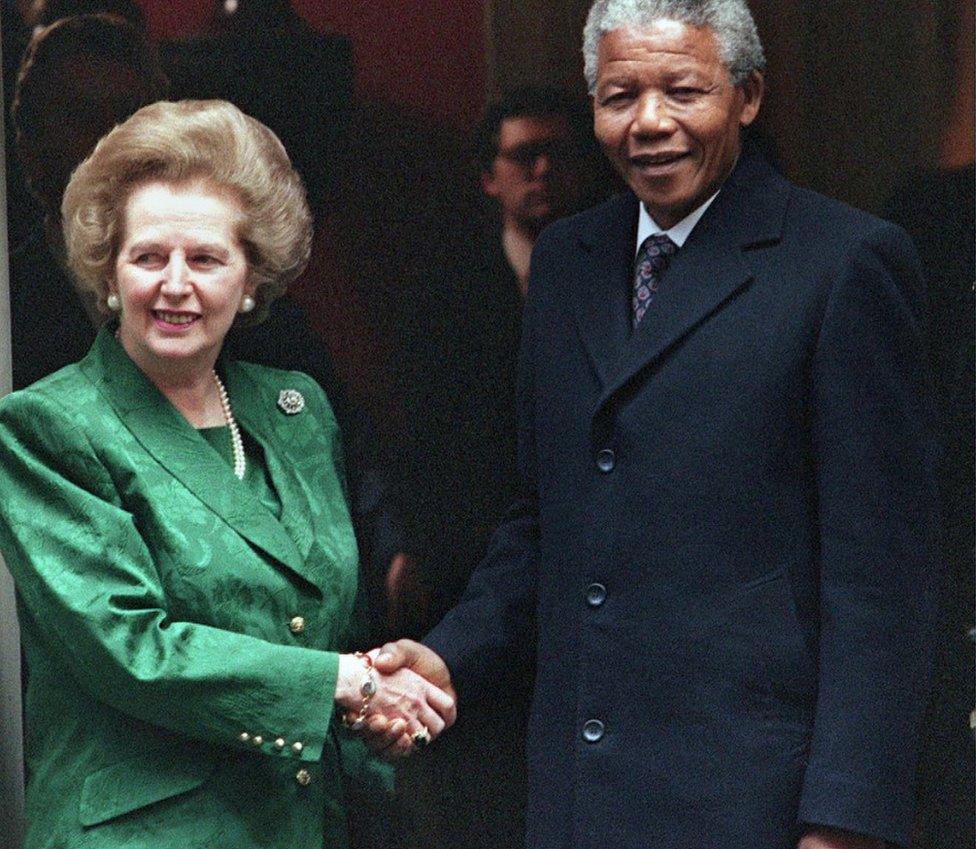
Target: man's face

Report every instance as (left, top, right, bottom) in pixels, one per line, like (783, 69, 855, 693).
(592, 21, 763, 228)
(481, 115, 575, 232)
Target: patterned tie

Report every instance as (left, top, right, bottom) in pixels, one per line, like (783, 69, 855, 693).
(632, 233, 678, 328)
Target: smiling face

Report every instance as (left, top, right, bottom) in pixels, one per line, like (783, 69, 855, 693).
(111, 179, 254, 383)
(593, 21, 763, 229)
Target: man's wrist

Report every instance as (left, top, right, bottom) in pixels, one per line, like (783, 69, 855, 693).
(799, 825, 887, 849)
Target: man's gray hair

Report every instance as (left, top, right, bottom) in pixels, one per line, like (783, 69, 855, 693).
(582, 0, 765, 93)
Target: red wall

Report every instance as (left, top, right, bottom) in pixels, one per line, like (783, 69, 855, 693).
(138, 1, 487, 131)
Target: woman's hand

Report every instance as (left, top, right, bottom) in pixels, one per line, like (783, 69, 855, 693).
(335, 652, 456, 758)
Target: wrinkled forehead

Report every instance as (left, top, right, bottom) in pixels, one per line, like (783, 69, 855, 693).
(114, 177, 249, 255)
(595, 21, 728, 79)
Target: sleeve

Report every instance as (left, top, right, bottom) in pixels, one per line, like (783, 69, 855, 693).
(422, 236, 546, 701)
(0, 389, 338, 763)
(796, 222, 943, 845)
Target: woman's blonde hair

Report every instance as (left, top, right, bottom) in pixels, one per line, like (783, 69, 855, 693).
(62, 99, 312, 324)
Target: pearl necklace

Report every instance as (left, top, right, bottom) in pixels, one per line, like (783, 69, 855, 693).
(112, 329, 244, 478)
(212, 370, 246, 480)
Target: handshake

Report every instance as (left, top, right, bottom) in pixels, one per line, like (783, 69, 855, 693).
(334, 640, 457, 759)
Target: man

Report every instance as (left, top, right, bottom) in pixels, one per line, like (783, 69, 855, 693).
(159, 0, 353, 214)
(10, 12, 168, 389)
(387, 88, 592, 849)
(474, 86, 589, 297)
(374, 2, 940, 848)
(884, 164, 974, 849)
(391, 87, 592, 632)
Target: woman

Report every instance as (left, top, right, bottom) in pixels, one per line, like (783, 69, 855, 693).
(0, 99, 454, 849)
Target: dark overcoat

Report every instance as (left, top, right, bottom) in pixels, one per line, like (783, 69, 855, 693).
(426, 152, 941, 849)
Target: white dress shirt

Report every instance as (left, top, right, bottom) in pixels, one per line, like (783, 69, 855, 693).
(635, 191, 720, 255)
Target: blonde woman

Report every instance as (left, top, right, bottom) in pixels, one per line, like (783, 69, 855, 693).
(0, 99, 454, 849)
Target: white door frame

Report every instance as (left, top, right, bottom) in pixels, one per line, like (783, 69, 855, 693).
(0, 5, 26, 848)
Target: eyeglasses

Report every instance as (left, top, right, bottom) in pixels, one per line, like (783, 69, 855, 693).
(495, 140, 575, 169)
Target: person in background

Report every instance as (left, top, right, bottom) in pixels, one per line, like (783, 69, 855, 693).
(0, 98, 455, 849)
(886, 166, 974, 849)
(374, 1, 941, 847)
(2, 0, 36, 249)
(10, 12, 167, 389)
(387, 86, 605, 849)
(390, 86, 595, 633)
(883, 2, 974, 845)
(159, 0, 353, 216)
(25, 0, 145, 27)
(475, 86, 592, 297)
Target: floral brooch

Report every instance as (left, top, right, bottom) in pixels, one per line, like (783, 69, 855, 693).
(277, 389, 305, 415)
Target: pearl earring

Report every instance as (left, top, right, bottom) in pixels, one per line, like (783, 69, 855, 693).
(239, 295, 256, 314)
(106, 293, 121, 311)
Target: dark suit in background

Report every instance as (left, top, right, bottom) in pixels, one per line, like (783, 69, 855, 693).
(426, 150, 940, 848)
(392, 226, 529, 849)
(160, 0, 352, 214)
(9, 225, 95, 392)
(394, 227, 523, 621)
(885, 165, 974, 849)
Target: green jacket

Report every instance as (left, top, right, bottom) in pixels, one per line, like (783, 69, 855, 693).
(0, 328, 385, 848)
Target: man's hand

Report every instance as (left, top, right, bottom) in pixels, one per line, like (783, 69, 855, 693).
(374, 639, 456, 702)
(355, 640, 457, 760)
(797, 827, 886, 849)
(335, 651, 455, 759)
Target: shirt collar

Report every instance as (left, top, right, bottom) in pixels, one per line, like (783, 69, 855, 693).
(635, 189, 720, 255)
(501, 222, 533, 295)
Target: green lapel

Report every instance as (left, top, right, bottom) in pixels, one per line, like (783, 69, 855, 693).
(80, 328, 320, 590)
(221, 361, 317, 566)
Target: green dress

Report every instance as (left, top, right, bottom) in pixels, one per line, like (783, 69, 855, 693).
(0, 327, 385, 849)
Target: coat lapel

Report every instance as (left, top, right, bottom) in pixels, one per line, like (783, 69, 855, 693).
(595, 152, 790, 410)
(81, 330, 317, 589)
(222, 363, 317, 569)
(571, 192, 639, 387)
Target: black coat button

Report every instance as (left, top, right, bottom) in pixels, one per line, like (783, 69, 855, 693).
(582, 719, 605, 743)
(586, 583, 607, 607)
(596, 449, 615, 473)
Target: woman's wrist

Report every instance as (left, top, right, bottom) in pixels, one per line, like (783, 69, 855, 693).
(334, 654, 359, 708)
(334, 652, 376, 722)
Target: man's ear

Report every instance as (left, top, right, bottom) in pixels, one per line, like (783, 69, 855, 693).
(481, 168, 500, 199)
(738, 70, 764, 128)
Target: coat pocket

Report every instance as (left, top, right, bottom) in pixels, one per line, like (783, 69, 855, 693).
(79, 747, 215, 827)
(736, 568, 817, 713)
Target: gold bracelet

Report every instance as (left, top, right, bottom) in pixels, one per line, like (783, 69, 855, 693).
(341, 651, 376, 731)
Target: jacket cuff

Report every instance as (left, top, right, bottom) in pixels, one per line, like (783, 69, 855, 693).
(798, 767, 914, 847)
